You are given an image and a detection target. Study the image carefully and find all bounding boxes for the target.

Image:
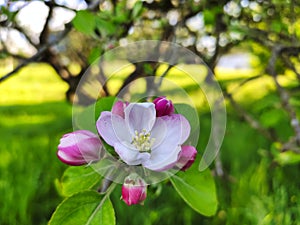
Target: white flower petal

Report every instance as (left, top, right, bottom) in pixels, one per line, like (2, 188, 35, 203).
(111, 114, 132, 143)
(96, 111, 130, 146)
(115, 142, 150, 165)
(143, 145, 181, 171)
(96, 112, 118, 146)
(142, 114, 191, 171)
(161, 114, 191, 145)
(150, 117, 167, 148)
(148, 114, 190, 159)
(124, 103, 156, 134)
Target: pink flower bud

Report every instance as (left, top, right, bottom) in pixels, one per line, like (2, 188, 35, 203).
(176, 145, 197, 171)
(153, 96, 174, 117)
(57, 130, 102, 166)
(121, 173, 147, 206)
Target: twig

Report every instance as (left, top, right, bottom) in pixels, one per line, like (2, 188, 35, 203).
(39, 1, 54, 46)
(228, 74, 264, 95)
(0, 0, 101, 84)
(0, 46, 46, 83)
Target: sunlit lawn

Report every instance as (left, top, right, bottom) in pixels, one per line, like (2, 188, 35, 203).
(1, 62, 300, 225)
(0, 64, 72, 225)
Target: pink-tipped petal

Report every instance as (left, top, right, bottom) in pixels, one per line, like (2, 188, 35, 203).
(176, 145, 197, 171)
(77, 137, 102, 159)
(57, 130, 102, 166)
(57, 150, 86, 166)
(112, 100, 127, 118)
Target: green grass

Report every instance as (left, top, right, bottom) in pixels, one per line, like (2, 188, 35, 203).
(0, 102, 72, 225)
(0, 63, 72, 225)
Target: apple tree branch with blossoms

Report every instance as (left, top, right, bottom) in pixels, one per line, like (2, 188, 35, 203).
(50, 95, 217, 224)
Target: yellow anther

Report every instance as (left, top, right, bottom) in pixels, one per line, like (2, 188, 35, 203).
(131, 129, 155, 153)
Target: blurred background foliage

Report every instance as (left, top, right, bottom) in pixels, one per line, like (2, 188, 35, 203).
(1, 0, 300, 224)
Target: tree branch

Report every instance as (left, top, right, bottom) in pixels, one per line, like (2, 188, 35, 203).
(267, 46, 300, 145)
(39, 0, 54, 46)
(0, 25, 71, 83)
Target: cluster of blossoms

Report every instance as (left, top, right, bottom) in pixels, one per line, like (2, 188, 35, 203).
(57, 97, 197, 205)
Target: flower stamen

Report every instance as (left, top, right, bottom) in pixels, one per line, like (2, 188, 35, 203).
(131, 129, 155, 153)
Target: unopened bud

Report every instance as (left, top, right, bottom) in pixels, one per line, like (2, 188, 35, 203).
(121, 173, 147, 206)
(176, 145, 197, 171)
(57, 130, 102, 166)
(153, 96, 174, 117)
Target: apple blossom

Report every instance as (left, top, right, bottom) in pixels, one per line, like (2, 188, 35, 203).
(57, 130, 102, 166)
(96, 101, 193, 171)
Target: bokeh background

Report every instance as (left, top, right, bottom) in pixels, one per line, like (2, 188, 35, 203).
(1, 0, 300, 224)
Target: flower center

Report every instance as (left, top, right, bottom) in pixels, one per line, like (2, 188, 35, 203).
(131, 129, 155, 153)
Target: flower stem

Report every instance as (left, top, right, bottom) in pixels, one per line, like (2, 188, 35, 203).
(86, 182, 117, 225)
(98, 178, 112, 193)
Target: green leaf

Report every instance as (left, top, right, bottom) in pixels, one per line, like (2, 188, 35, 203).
(114, 1, 130, 23)
(170, 161, 218, 216)
(203, 10, 215, 26)
(60, 166, 102, 197)
(270, 20, 282, 33)
(259, 109, 287, 128)
(94, 96, 117, 121)
(73, 10, 96, 35)
(274, 151, 300, 166)
(49, 191, 115, 225)
(132, 1, 143, 19)
(1, 6, 17, 21)
(96, 17, 117, 36)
